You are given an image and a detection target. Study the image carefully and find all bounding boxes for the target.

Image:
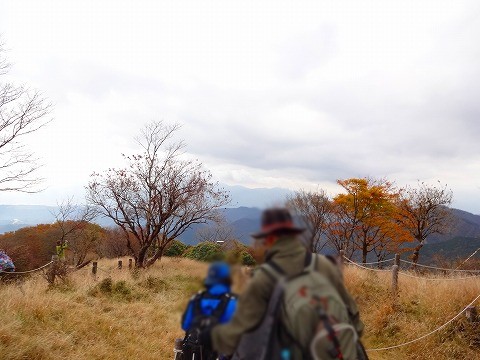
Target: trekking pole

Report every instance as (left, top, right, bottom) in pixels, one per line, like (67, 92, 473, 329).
(174, 338, 183, 360)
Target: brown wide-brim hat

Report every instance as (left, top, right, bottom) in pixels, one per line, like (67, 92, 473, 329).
(251, 207, 305, 239)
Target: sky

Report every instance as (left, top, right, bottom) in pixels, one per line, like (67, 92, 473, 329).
(0, 0, 479, 213)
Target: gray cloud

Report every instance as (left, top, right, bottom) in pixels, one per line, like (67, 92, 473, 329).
(1, 0, 480, 214)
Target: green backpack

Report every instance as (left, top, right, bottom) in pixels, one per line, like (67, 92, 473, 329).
(266, 253, 359, 359)
(232, 253, 362, 360)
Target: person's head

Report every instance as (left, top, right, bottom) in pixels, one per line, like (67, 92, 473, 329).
(204, 261, 232, 288)
(250, 207, 304, 259)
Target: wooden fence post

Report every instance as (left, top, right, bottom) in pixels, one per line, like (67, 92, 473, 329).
(128, 259, 133, 269)
(339, 250, 345, 277)
(49, 255, 59, 284)
(392, 254, 400, 302)
(118, 260, 123, 269)
(466, 306, 478, 322)
(92, 261, 98, 279)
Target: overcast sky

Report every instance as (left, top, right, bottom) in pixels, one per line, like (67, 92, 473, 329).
(1, 0, 479, 213)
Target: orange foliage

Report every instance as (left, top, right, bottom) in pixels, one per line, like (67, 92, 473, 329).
(328, 177, 411, 262)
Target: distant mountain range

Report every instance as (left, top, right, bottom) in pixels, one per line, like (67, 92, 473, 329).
(419, 236, 480, 263)
(1, 200, 480, 263)
(0, 205, 58, 233)
(223, 185, 292, 208)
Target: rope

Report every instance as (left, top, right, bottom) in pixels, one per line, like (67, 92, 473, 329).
(367, 292, 480, 351)
(455, 247, 480, 270)
(398, 271, 480, 281)
(356, 258, 395, 265)
(0, 261, 53, 275)
(97, 267, 112, 275)
(343, 257, 392, 272)
(400, 259, 480, 273)
(344, 258, 480, 280)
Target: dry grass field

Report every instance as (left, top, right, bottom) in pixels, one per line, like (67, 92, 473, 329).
(1, 257, 479, 360)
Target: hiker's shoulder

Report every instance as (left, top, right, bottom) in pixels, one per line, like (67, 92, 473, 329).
(313, 253, 342, 273)
(243, 264, 278, 295)
(252, 263, 278, 282)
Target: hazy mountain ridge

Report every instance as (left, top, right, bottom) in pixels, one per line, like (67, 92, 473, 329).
(427, 208, 480, 243)
(1, 204, 479, 261)
(419, 236, 480, 263)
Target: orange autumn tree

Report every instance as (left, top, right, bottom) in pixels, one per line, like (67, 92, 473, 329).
(329, 177, 408, 263)
(0, 224, 59, 271)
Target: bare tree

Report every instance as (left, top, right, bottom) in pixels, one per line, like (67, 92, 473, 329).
(52, 198, 98, 268)
(98, 226, 132, 258)
(196, 219, 235, 244)
(87, 121, 230, 268)
(0, 41, 51, 192)
(396, 181, 454, 265)
(286, 189, 332, 253)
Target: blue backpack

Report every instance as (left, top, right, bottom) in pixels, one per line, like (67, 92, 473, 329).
(181, 291, 236, 360)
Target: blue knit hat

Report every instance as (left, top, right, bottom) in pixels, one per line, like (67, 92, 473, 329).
(204, 261, 231, 287)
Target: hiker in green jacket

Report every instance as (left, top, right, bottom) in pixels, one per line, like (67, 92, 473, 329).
(56, 240, 68, 261)
(199, 207, 365, 359)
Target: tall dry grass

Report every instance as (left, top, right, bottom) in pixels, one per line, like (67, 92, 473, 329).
(0, 258, 209, 360)
(344, 265, 480, 360)
(1, 258, 479, 359)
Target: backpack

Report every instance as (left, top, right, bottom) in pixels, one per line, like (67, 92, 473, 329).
(0, 252, 15, 272)
(233, 253, 365, 360)
(181, 292, 234, 360)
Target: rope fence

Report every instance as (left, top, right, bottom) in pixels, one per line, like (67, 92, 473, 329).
(354, 257, 395, 266)
(0, 261, 53, 275)
(343, 257, 392, 272)
(1, 252, 479, 354)
(398, 270, 480, 281)
(399, 259, 480, 273)
(455, 247, 480, 270)
(366, 292, 480, 351)
(340, 254, 480, 351)
(343, 256, 480, 278)
(1, 257, 136, 280)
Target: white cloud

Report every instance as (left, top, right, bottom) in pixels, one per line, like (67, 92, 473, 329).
(0, 0, 479, 213)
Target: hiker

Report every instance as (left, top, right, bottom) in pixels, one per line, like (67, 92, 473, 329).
(199, 207, 366, 360)
(56, 240, 68, 261)
(0, 250, 15, 279)
(179, 261, 237, 360)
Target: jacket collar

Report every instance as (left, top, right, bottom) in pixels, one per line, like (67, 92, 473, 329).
(264, 235, 304, 263)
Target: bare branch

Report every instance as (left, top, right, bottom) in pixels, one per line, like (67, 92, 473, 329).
(0, 41, 52, 192)
(86, 121, 230, 267)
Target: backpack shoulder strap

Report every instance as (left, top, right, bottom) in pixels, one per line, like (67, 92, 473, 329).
(192, 291, 205, 315)
(211, 293, 232, 319)
(260, 261, 284, 282)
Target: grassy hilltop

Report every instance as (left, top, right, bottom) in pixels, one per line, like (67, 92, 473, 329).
(1, 258, 480, 360)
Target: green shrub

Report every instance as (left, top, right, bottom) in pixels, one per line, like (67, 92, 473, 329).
(139, 275, 169, 293)
(113, 280, 131, 296)
(184, 242, 224, 262)
(99, 277, 113, 293)
(164, 240, 188, 257)
(89, 277, 143, 301)
(240, 250, 256, 266)
(225, 244, 257, 266)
